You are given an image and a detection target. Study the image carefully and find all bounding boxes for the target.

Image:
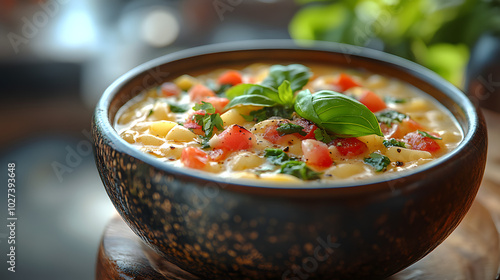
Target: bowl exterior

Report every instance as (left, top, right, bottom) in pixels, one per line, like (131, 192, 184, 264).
(92, 42, 487, 280)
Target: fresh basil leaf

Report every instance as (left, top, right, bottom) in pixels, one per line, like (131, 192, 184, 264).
(264, 148, 292, 165)
(225, 84, 279, 102)
(278, 80, 294, 106)
(295, 90, 383, 137)
(280, 161, 322, 180)
(314, 128, 333, 144)
(417, 130, 442, 140)
(277, 123, 306, 136)
(364, 153, 391, 172)
(294, 89, 320, 122)
(226, 94, 277, 109)
(226, 84, 254, 100)
(375, 110, 407, 127)
(193, 101, 216, 114)
(167, 102, 189, 113)
(383, 139, 406, 148)
(262, 64, 312, 93)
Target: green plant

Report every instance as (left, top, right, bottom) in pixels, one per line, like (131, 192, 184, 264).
(290, 0, 500, 86)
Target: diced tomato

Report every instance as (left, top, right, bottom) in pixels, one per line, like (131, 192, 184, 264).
(302, 139, 333, 168)
(160, 82, 181, 97)
(382, 119, 423, 139)
(188, 84, 215, 102)
(334, 73, 361, 92)
(201, 96, 230, 114)
(217, 70, 243, 86)
(263, 124, 281, 144)
(358, 90, 387, 112)
(404, 132, 441, 153)
(331, 138, 368, 157)
(212, 125, 254, 151)
(184, 111, 204, 129)
(292, 118, 318, 139)
(181, 147, 208, 169)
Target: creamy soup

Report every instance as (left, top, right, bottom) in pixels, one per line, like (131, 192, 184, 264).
(114, 64, 462, 182)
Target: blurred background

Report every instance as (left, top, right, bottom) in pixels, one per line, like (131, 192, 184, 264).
(0, 0, 500, 279)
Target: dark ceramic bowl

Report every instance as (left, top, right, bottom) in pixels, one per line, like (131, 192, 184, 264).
(92, 40, 487, 280)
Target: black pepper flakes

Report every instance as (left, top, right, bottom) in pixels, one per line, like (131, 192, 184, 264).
(397, 148, 402, 153)
(283, 147, 290, 152)
(396, 161, 404, 167)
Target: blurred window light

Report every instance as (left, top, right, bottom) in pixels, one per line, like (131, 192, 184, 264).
(140, 8, 179, 48)
(55, 10, 97, 50)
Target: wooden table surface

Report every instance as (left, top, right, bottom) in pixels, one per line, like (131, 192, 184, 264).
(95, 109, 500, 280)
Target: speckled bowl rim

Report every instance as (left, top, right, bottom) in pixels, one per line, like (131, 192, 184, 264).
(95, 40, 480, 194)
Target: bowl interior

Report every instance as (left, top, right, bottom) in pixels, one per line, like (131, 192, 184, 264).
(98, 40, 477, 191)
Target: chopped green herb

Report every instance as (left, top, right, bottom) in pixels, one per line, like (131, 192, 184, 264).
(375, 110, 407, 127)
(417, 130, 442, 140)
(147, 109, 154, 117)
(277, 123, 306, 136)
(364, 153, 391, 172)
(383, 139, 406, 148)
(314, 128, 333, 144)
(264, 149, 293, 165)
(279, 161, 322, 180)
(199, 136, 211, 149)
(384, 96, 407, 104)
(192, 102, 224, 138)
(167, 102, 189, 113)
(193, 101, 216, 114)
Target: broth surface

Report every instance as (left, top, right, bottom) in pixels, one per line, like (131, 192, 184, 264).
(115, 64, 462, 182)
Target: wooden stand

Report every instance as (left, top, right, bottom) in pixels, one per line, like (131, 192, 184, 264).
(96, 198, 499, 280)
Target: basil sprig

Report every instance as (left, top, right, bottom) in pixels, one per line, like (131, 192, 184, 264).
(225, 64, 312, 109)
(294, 90, 383, 137)
(225, 64, 382, 138)
(225, 80, 296, 109)
(261, 64, 312, 93)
